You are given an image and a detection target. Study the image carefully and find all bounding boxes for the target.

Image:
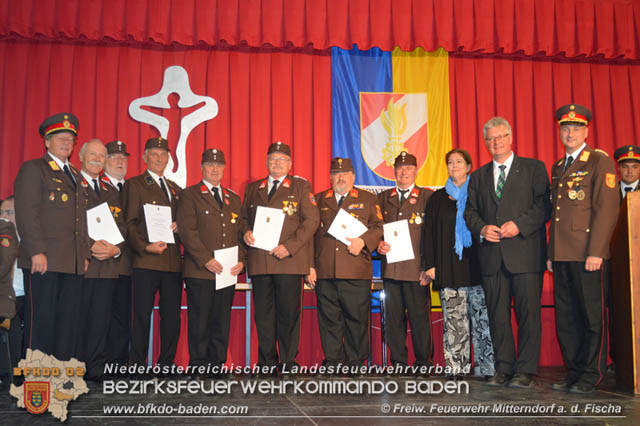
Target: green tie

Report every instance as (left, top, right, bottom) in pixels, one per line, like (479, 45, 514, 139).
(496, 165, 506, 199)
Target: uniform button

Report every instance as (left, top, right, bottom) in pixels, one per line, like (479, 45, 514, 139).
(558, 195, 562, 198)
(222, 233, 226, 237)
(399, 212, 403, 216)
(336, 247, 339, 251)
(555, 218, 559, 222)
(559, 183, 563, 187)
(222, 244, 226, 247)
(556, 206, 560, 210)
(586, 229, 590, 233)
(220, 213, 224, 217)
(222, 224, 226, 227)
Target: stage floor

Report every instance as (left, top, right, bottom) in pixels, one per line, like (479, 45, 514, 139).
(1, 367, 638, 425)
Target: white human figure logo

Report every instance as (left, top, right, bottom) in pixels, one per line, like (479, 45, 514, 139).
(129, 65, 218, 188)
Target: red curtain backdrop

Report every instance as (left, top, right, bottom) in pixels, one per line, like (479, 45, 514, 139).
(2, 0, 639, 59)
(2, 1, 639, 368)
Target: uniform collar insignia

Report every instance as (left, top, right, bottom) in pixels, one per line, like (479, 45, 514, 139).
(579, 151, 590, 162)
(282, 178, 291, 188)
(390, 189, 397, 197)
(325, 190, 334, 198)
(259, 179, 267, 189)
(200, 184, 208, 194)
(223, 188, 230, 197)
(48, 160, 60, 171)
(350, 188, 358, 198)
(145, 175, 154, 185)
(411, 188, 419, 197)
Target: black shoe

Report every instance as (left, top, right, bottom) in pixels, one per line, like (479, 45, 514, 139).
(485, 372, 511, 386)
(508, 373, 533, 388)
(551, 380, 570, 391)
(568, 382, 595, 394)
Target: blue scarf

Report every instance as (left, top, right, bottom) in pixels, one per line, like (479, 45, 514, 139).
(445, 176, 472, 260)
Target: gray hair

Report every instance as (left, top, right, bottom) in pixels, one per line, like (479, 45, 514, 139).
(483, 117, 512, 140)
(79, 138, 105, 160)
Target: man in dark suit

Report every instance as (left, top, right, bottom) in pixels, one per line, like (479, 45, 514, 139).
(307, 158, 383, 376)
(464, 117, 551, 388)
(376, 152, 433, 374)
(548, 104, 619, 394)
(14, 113, 90, 361)
(122, 137, 182, 372)
(177, 148, 245, 379)
(240, 142, 319, 377)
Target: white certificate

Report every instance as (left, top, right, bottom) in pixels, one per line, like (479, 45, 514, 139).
(327, 208, 368, 246)
(383, 219, 415, 263)
(252, 206, 285, 251)
(143, 204, 175, 244)
(214, 246, 239, 290)
(86, 202, 124, 245)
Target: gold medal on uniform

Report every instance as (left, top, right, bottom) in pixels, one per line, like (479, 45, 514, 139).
(49, 192, 55, 201)
(61, 193, 69, 202)
(568, 190, 577, 200)
(409, 213, 416, 224)
(231, 212, 238, 224)
(577, 190, 585, 200)
(415, 215, 422, 225)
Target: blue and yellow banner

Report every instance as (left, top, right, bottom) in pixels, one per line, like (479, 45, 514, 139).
(332, 46, 452, 188)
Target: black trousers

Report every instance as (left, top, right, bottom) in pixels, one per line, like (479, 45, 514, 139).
(0, 296, 24, 377)
(24, 271, 83, 361)
(553, 261, 608, 386)
(106, 275, 132, 365)
(481, 263, 542, 375)
(602, 260, 615, 363)
(315, 279, 371, 366)
(383, 279, 432, 366)
(251, 274, 302, 367)
(79, 278, 116, 379)
(185, 278, 235, 367)
(130, 269, 181, 367)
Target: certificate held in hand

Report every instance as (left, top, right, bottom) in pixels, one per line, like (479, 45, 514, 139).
(143, 204, 175, 244)
(327, 208, 368, 246)
(382, 219, 415, 263)
(214, 246, 239, 290)
(252, 206, 285, 251)
(86, 202, 124, 245)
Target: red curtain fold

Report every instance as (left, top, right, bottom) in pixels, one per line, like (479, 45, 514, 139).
(2, 0, 639, 59)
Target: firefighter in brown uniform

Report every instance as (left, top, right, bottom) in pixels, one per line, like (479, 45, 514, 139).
(548, 104, 619, 394)
(241, 141, 319, 377)
(123, 137, 182, 371)
(0, 218, 18, 324)
(102, 140, 132, 370)
(177, 149, 245, 379)
(77, 139, 126, 381)
(307, 158, 383, 375)
(376, 152, 433, 373)
(14, 113, 90, 361)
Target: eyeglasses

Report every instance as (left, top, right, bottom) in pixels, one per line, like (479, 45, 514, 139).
(268, 157, 290, 164)
(0, 209, 14, 215)
(485, 133, 510, 143)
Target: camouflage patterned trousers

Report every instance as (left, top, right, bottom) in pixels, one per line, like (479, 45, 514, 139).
(440, 285, 495, 376)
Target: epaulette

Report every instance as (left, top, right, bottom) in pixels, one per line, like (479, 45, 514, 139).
(293, 175, 308, 181)
(594, 148, 609, 157)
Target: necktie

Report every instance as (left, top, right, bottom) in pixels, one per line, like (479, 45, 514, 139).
(564, 156, 573, 173)
(398, 189, 409, 205)
(63, 164, 76, 187)
(117, 182, 123, 192)
(624, 186, 632, 196)
(338, 195, 345, 207)
(212, 187, 224, 208)
(92, 178, 100, 195)
(496, 165, 506, 199)
(268, 180, 279, 201)
(159, 177, 170, 201)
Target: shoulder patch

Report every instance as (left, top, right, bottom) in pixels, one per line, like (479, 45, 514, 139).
(0, 236, 12, 247)
(606, 173, 616, 189)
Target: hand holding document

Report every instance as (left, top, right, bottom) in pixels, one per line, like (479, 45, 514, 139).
(143, 204, 175, 244)
(382, 219, 415, 263)
(86, 202, 124, 245)
(214, 246, 239, 290)
(327, 208, 368, 246)
(252, 206, 285, 251)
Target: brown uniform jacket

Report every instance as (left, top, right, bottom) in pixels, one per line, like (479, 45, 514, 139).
(14, 153, 90, 274)
(549, 146, 619, 261)
(83, 175, 127, 279)
(177, 182, 247, 280)
(240, 175, 319, 277)
(0, 220, 18, 319)
(122, 171, 182, 272)
(313, 188, 383, 280)
(109, 176, 132, 277)
(378, 186, 432, 282)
